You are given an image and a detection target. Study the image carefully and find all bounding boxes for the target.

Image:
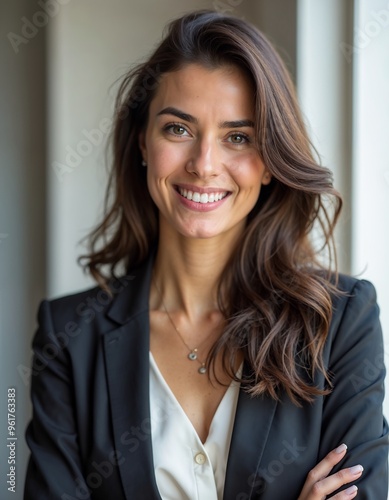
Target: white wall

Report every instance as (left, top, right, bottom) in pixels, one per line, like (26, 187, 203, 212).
(352, 0, 389, 414)
(297, 0, 353, 271)
(297, 0, 389, 418)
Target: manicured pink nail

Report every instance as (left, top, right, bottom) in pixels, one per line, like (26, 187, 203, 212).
(349, 464, 363, 475)
(345, 485, 358, 495)
(335, 443, 347, 453)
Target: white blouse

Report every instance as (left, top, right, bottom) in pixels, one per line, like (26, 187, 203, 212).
(149, 353, 242, 500)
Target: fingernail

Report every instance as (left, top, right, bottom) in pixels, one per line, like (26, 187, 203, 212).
(345, 485, 358, 495)
(335, 443, 347, 453)
(350, 464, 364, 474)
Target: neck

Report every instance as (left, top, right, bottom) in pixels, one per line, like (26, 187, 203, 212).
(152, 219, 242, 320)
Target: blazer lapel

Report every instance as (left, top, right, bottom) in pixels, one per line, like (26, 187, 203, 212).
(101, 254, 278, 500)
(223, 374, 278, 500)
(103, 257, 162, 500)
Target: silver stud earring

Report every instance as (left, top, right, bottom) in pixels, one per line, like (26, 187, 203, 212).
(141, 160, 147, 167)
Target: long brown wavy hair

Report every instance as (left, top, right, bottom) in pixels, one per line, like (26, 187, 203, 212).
(80, 10, 342, 405)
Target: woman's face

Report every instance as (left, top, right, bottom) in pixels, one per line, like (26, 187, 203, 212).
(139, 63, 271, 241)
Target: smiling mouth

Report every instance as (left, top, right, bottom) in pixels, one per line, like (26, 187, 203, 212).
(177, 187, 229, 204)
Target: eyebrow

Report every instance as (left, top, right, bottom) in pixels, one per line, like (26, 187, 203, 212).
(156, 107, 254, 129)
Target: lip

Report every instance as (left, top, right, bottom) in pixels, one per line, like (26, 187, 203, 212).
(174, 184, 231, 212)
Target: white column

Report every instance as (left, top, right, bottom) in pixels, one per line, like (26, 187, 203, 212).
(298, 0, 389, 417)
(297, 0, 354, 273)
(352, 0, 389, 417)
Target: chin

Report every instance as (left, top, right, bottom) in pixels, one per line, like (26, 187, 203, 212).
(180, 229, 220, 239)
(176, 221, 240, 241)
(172, 222, 221, 239)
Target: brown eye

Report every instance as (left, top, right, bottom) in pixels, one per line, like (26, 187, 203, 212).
(229, 133, 249, 144)
(163, 123, 190, 138)
(171, 125, 186, 135)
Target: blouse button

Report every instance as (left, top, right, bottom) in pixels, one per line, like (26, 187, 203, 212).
(194, 452, 206, 465)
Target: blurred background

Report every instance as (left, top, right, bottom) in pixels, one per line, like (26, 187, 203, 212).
(1, 0, 388, 497)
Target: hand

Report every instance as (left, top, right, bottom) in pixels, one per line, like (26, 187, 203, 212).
(298, 444, 363, 499)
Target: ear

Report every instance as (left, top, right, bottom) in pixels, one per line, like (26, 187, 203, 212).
(138, 131, 147, 163)
(262, 170, 272, 186)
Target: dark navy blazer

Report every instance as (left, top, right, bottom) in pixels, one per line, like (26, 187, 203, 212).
(24, 256, 388, 499)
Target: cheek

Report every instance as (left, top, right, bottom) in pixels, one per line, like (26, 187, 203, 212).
(147, 142, 188, 179)
(146, 146, 180, 202)
(230, 159, 266, 191)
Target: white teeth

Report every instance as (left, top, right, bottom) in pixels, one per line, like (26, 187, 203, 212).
(178, 188, 227, 203)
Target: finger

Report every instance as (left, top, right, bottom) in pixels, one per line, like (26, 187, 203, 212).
(311, 465, 363, 498)
(300, 443, 348, 495)
(331, 485, 359, 499)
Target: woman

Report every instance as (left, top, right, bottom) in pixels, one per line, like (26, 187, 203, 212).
(24, 10, 388, 500)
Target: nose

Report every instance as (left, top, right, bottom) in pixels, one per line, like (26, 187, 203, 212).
(185, 137, 222, 179)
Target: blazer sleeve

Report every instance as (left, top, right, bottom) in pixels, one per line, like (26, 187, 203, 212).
(320, 279, 388, 499)
(24, 300, 87, 500)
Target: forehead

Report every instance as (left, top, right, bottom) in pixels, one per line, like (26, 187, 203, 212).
(148, 63, 255, 119)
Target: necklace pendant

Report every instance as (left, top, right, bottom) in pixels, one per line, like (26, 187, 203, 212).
(198, 365, 206, 374)
(188, 350, 198, 361)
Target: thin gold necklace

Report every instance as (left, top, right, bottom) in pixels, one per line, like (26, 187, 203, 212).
(153, 280, 207, 374)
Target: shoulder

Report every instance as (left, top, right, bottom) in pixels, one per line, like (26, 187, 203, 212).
(333, 272, 377, 297)
(36, 283, 107, 333)
(34, 256, 153, 345)
(325, 274, 383, 367)
(33, 276, 133, 343)
(44, 275, 131, 326)
(329, 273, 379, 330)
(46, 284, 103, 319)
